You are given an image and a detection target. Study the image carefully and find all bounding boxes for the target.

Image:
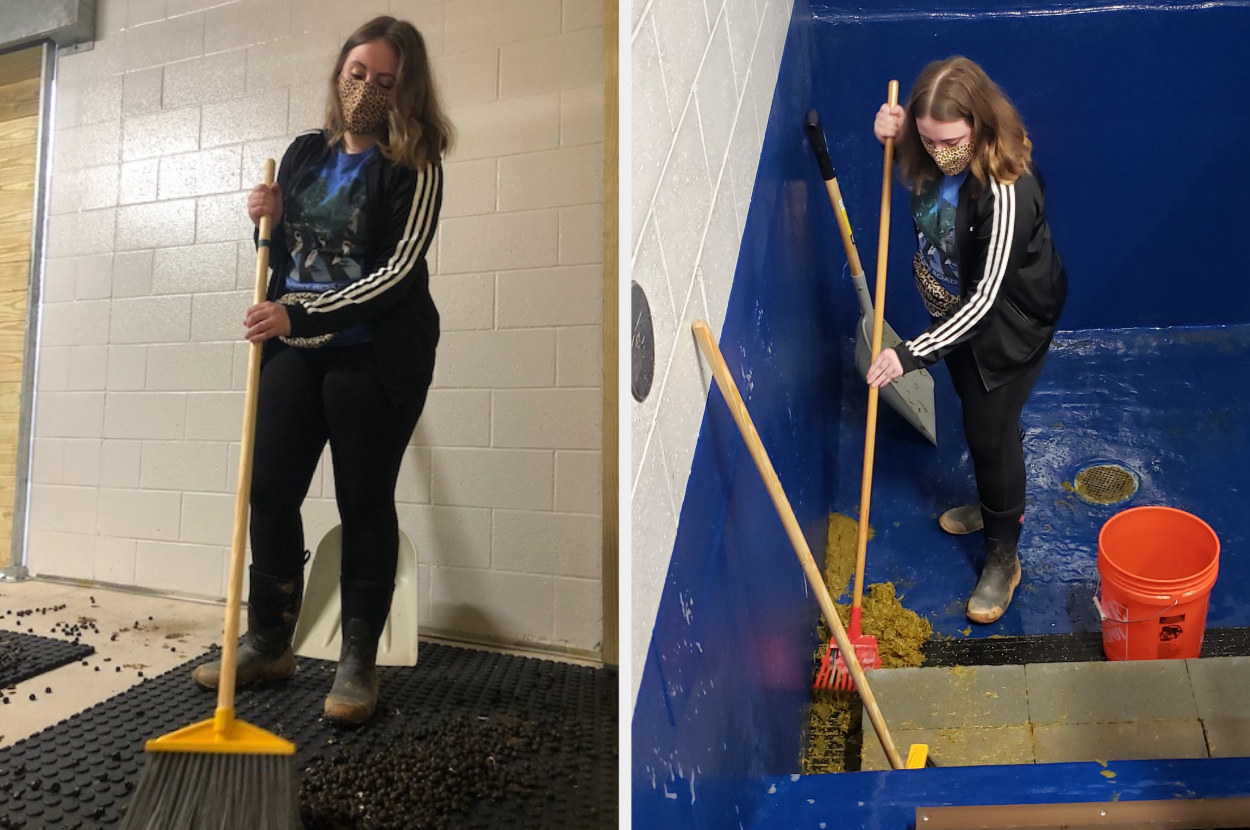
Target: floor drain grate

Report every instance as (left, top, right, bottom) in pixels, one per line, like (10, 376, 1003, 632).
(1073, 463, 1138, 505)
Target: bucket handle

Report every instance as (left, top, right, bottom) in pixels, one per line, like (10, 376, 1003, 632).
(1093, 576, 1180, 624)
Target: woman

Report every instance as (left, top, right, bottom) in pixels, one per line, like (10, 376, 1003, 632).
(867, 56, 1066, 625)
(192, 16, 452, 725)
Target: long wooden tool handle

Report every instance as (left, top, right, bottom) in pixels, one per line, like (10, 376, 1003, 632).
(691, 320, 904, 770)
(218, 158, 277, 716)
(853, 80, 899, 613)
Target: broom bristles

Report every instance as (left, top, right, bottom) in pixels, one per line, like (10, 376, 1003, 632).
(120, 751, 300, 830)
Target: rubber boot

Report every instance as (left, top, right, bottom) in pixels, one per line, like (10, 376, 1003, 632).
(966, 504, 1023, 624)
(324, 577, 392, 726)
(938, 502, 984, 535)
(192, 565, 302, 689)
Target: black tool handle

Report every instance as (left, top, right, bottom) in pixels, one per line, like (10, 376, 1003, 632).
(804, 109, 836, 181)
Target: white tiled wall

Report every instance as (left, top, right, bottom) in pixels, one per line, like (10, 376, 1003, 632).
(629, 0, 794, 704)
(33, 0, 606, 657)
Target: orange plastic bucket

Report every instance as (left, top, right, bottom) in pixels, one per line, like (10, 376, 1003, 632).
(1096, 506, 1219, 660)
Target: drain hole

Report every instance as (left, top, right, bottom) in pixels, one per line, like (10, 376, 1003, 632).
(1073, 463, 1138, 505)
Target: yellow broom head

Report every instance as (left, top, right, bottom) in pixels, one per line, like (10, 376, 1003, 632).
(144, 707, 295, 755)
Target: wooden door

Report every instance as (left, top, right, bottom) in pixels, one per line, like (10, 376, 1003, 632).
(0, 46, 41, 569)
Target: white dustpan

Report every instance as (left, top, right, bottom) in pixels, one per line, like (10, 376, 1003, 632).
(291, 524, 419, 667)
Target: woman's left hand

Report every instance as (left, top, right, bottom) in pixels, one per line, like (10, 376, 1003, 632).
(244, 301, 292, 342)
(866, 347, 904, 387)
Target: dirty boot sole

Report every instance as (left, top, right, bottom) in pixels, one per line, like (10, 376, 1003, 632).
(939, 503, 984, 535)
(324, 665, 380, 726)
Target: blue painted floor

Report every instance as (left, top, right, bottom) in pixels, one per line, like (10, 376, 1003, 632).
(839, 324, 1250, 639)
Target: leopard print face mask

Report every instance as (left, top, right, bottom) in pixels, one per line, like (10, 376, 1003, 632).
(922, 137, 974, 176)
(337, 76, 390, 135)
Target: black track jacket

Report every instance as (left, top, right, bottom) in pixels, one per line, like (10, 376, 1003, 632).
(260, 130, 442, 407)
(896, 171, 1066, 391)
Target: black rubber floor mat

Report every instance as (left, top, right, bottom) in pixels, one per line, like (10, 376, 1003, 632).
(0, 643, 617, 829)
(0, 630, 94, 689)
(922, 627, 1250, 667)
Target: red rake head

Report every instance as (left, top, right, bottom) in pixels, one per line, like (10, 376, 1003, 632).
(814, 635, 882, 692)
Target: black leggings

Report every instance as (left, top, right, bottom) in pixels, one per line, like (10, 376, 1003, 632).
(945, 346, 1046, 515)
(249, 344, 427, 586)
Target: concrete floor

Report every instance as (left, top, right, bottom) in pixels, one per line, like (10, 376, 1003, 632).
(861, 656, 1250, 770)
(0, 578, 224, 749)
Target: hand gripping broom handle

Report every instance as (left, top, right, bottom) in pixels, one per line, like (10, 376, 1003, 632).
(691, 320, 904, 770)
(216, 158, 276, 727)
(853, 80, 899, 615)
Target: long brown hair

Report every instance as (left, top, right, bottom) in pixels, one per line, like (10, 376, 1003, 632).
(325, 16, 454, 168)
(896, 56, 1031, 193)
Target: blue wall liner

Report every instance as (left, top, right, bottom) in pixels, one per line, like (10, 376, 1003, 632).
(631, 1, 852, 825)
(807, 0, 1250, 334)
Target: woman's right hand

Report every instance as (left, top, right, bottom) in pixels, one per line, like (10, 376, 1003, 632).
(873, 103, 906, 144)
(247, 181, 283, 227)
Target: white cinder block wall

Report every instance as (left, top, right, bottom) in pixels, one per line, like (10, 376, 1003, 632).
(629, 0, 794, 704)
(33, 0, 606, 657)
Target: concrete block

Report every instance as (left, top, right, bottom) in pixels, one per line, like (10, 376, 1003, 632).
(116, 200, 197, 251)
(97, 487, 183, 541)
(103, 392, 187, 440)
(560, 85, 603, 147)
(498, 145, 602, 211)
(497, 265, 600, 328)
(559, 204, 602, 266)
(46, 209, 117, 258)
(861, 724, 1035, 771)
(426, 565, 554, 645)
(492, 388, 599, 450)
(1025, 660, 1198, 725)
(430, 447, 553, 511)
(140, 440, 228, 491)
(204, 0, 291, 54)
(54, 119, 122, 171)
(195, 191, 252, 243)
(100, 440, 142, 488)
(435, 47, 499, 109)
(450, 94, 560, 161)
(185, 391, 242, 441)
(200, 88, 288, 147)
(122, 108, 201, 162)
(152, 241, 239, 295)
(439, 209, 559, 274)
(556, 325, 601, 388)
(428, 273, 494, 331)
(119, 158, 160, 206)
(145, 343, 234, 391)
(1033, 720, 1209, 764)
(866, 664, 1030, 730)
(410, 388, 491, 447)
(444, 0, 561, 54)
(109, 296, 193, 344)
(492, 508, 600, 578)
(433, 329, 555, 388)
(74, 253, 115, 300)
(93, 536, 138, 585)
(555, 450, 601, 515)
(157, 146, 243, 200)
(1188, 655, 1250, 719)
(122, 67, 164, 117)
(180, 491, 234, 545)
(105, 345, 148, 391)
(1203, 717, 1250, 758)
(394, 445, 433, 503)
(113, 250, 156, 298)
(400, 503, 492, 569)
(499, 29, 602, 99)
(68, 346, 108, 391)
(27, 484, 99, 534)
(60, 439, 102, 486)
(164, 50, 248, 108)
(553, 576, 601, 651)
(191, 290, 251, 341)
(441, 158, 497, 219)
(40, 299, 110, 347)
(134, 541, 226, 598)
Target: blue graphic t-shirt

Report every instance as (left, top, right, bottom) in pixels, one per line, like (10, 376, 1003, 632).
(282, 146, 380, 346)
(910, 170, 967, 318)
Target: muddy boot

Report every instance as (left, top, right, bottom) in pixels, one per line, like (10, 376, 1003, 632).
(938, 502, 984, 535)
(966, 504, 1023, 624)
(324, 577, 392, 726)
(192, 565, 302, 689)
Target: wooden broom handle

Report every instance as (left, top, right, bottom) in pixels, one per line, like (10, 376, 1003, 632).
(217, 158, 277, 716)
(853, 80, 898, 613)
(692, 320, 903, 769)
